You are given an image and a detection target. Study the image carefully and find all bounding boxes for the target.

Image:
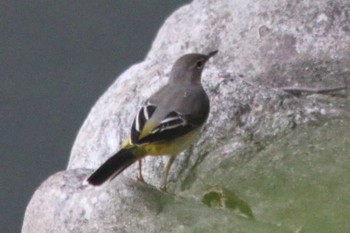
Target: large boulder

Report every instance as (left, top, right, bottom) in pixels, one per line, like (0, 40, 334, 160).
(23, 0, 350, 232)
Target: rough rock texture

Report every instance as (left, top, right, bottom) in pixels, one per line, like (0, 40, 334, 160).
(23, 0, 350, 232)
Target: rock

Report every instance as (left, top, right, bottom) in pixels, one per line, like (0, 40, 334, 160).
(23, 0, 350, 232)
(22, 169, 291, 233)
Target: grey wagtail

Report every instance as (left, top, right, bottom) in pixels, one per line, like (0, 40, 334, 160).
(87, 50, 218, 191)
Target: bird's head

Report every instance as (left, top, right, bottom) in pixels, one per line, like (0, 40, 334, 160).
(169, 50, 218, 85)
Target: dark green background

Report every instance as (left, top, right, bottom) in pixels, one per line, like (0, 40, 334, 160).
(0, 1, 190, 232)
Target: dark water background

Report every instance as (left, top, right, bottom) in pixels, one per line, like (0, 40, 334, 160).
(0, 1, 189, 232)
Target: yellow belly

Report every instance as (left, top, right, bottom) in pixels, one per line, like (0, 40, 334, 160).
(123, 129, 200, 157)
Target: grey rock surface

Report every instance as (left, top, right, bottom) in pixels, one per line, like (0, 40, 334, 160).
(23, 0, 350, 232)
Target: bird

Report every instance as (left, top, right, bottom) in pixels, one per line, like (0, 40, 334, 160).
(87, 50, 218, 191)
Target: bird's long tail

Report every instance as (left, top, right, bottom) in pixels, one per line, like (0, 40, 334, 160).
(87, 148, 139, 186)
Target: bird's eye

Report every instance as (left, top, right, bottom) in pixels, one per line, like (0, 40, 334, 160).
(195, 60, 204, 69)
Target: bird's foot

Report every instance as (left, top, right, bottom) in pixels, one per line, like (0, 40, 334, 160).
(159, 185, 167, 192)
(137, 174, 145, 183)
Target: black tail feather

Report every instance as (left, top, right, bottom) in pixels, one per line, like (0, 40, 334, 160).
(87, 148, 139, 186)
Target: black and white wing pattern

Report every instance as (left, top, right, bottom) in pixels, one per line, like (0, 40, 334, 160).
(130, 103, 197, 145)
(132, 104, 157, 134)
(131, 103, 156, 144)
(151, 111, 186, 134)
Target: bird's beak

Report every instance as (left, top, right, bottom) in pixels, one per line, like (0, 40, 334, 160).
(207, 50, 218, 59)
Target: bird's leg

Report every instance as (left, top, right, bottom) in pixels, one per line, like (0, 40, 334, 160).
(160, 156, 176, 192)
(137, 159, 145, 182)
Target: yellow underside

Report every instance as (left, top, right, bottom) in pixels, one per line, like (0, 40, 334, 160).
(121, 129, 200, 157)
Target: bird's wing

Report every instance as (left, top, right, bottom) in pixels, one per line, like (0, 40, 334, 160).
(130, 102, 198, 145)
